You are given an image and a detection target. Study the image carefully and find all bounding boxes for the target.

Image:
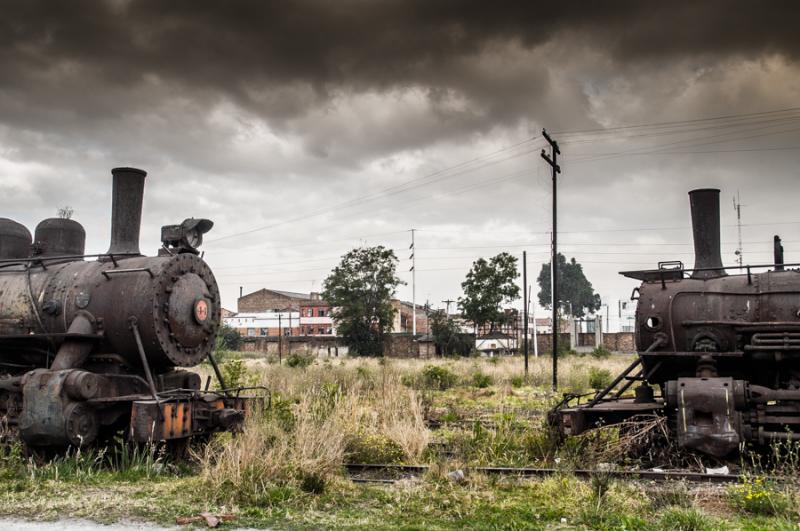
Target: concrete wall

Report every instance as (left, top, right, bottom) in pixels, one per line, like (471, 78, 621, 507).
(531, 332, 635, 354)
(602, 332, 636, 353)
(384, 334, 438, 358)
(240, 336, 348, 357)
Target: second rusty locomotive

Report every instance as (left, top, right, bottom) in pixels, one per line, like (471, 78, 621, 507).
(552, 188, 800, 457)
(0, 167, 247, 448)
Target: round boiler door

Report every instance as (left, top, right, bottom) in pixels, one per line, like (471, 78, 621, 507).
(168, 273, 212, 348)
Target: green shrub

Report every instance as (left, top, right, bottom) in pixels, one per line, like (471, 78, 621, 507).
(510, 375, 524, 388)
(588, 367, 612, 390)
(345, 432, 405, 464)
(591, 345, 612, 359)
(219, 357, 248, 389)
(418, 365, 458, 390)
(286, 353, 314, 368)
(727, 476, 790, 516)
(471, 371, 493, 389)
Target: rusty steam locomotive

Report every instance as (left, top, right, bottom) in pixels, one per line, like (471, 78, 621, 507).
(0, 167, 248, 448)
(552, 188, 800, 458)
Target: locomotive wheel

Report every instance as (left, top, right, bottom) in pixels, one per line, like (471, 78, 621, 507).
(64, 402, 99, 447)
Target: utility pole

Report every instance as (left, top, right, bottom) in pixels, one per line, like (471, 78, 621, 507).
(278, 313, 283, 364)
(523, 250, 529, 379)
(733, 191, 744, 269)
(442, 299, 454, 315)
(410, 229, 417, 336)
(541, 128, 561, 391)
(531, 286, 538, 358)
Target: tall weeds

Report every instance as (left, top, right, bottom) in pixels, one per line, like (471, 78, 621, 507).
(198, 360, 431, 503)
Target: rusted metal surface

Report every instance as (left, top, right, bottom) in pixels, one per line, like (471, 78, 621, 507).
(0, 167, 253, 449)
(551, 186, 800, 458)
(106, 167, 146, 256)
(0, 218, 32, 259)
(34, 218, 86, 258)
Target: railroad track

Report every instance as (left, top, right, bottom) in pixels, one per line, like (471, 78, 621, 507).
(345, 463, 755, 484)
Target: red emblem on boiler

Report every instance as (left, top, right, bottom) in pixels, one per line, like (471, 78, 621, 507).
(194, 299, 209, 323)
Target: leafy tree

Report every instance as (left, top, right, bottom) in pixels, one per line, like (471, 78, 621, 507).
(429, 310, 473, 356)
(215, 324, 242, 351)
(458, 252, 520, 331)
(537, 253, 601, 318)
(322, 246, 403, 356)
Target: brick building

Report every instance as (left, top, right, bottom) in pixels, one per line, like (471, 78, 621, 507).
(299, 293, 336, 336)
(225, 311, 301, 337)
(235, 288, 335, 337)
(391, 299, 429, 335)
(237, 288, 310, 313)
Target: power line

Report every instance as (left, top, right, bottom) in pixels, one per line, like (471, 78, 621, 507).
(552, 106, 800, 137)
(206, 136, 542, 244)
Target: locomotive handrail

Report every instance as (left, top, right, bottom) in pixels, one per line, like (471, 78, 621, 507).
(0, 332, 104, 341)
(101, 267, 154, 279)
(0, 253, 139, 267)
(621, 262, 800, 281)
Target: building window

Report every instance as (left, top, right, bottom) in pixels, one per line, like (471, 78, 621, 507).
(247, 329, 256, 337)
(318, 309, 326, 317)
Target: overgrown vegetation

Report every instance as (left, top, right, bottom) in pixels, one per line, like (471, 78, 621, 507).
(0, 355, 796, 529)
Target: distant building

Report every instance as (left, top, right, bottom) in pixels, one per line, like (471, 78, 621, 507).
(475, 331, 517, 356)
(299, 293, 336, 336)
(390, 299, 429, 335)
(225, 311, 301, 337)
(234, 288, 335, 337)
(237, 288, 311, 313)
(533, 317, 571, 334)
(221, 308, 236, 319)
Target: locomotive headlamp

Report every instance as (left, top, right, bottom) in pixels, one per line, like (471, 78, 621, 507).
(161, 218, 214, 254)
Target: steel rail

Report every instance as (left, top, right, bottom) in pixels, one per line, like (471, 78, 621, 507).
(344, 463, 759, 484)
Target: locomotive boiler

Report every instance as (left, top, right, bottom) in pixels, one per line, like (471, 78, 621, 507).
(0, 167, 247, 448)
(552, 188, 800, 457)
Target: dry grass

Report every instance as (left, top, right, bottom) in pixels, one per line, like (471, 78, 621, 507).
(195, 353, 638, 502)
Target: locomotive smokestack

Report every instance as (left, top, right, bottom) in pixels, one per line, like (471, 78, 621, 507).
(689, 188, 727, 279)
(106, 167, 147, 256)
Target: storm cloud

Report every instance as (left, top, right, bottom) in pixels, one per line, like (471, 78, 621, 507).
(0, 1, 798, 311)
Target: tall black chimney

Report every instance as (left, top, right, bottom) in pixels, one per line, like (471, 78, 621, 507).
(774, 235, 785, 271)
(689, 188, 726, 279)
(106, 167, 147, 256)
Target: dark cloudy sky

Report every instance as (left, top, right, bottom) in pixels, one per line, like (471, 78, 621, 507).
(2, 0, 799, 327)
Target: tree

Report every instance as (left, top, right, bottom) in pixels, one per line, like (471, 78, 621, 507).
(322, 246, 404, 356)
(429, 309, 472, 356)
(537, 253, 601, 318)
(215, 324, 242, 351)
(57, 206, 74, 219)
(458, 252, 520, 332)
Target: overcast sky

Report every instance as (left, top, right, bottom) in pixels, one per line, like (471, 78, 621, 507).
(1, 1, 799, 326)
